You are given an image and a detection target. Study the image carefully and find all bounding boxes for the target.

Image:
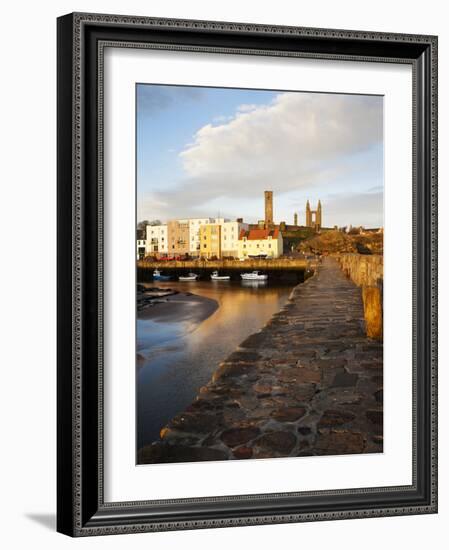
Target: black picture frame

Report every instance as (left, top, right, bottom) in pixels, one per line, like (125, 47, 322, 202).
(57, 12, 438, 536)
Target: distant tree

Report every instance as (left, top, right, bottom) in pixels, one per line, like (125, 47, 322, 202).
(137, 220, 150, 231)
(137, 219, 162, 231)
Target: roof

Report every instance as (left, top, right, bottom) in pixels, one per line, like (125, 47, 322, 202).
(239, 228, 280, 240)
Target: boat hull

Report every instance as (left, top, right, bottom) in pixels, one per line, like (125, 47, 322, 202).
(241, 275, 268, 281)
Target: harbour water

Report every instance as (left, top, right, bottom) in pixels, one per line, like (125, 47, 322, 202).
(137, 280, 294, 451)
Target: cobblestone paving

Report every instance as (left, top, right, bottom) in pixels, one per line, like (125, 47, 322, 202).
(138, 257, 383, 463)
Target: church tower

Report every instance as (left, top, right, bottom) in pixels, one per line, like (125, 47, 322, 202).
(306, 200, 311, 227)
(305, 200, 322, 230)
(264, 191, 273, 229)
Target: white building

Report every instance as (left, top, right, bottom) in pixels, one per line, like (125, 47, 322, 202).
(136, 230, 147, 260)
(237, 228, 283, 259)
(145, 224, 168, 255)
(220, 220, 249, 258)
(144, 217, 249, 258)
(188, 218, 216, 255)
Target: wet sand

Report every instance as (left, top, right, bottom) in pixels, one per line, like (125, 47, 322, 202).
(138, 291, 219, 324)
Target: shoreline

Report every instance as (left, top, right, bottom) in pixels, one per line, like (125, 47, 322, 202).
(137, 289, 219, 325)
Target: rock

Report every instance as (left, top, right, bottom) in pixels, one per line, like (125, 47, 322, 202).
(248, 407, 275, 419)
(291, 384, 316, 401)
(234, 396, 259, 410)
(212, 362, 257, 382)
(318, 409, 356, 427)
(278, 368, 320, 384)
(220, 427, 261, 447)
(362, 361, 383, 370)
(159, 427, 201, 445)
(222, 407, 247, 425)
(366, 409, 383, 425)
(271, 407, 306, 422)
(185, 399, 216, 412)
(374, 389, 383, 403)
(227, 350, 262, 362)
(297, 426, 312, 435)
(169, 413, 221, 433)
(332, 371, 359, 387)
(240, 332, 271, 349)
(254, 431, 297, 455)
(315, 430, 365, 455)
(253, 382, 273, 396)
(232, 446, 253, 459)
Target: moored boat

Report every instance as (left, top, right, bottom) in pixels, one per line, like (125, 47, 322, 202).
(210, 271, 230, 281)
(240, 271, 268, 281)
(178, 273, 199, 281)
(153, 269, 171, 281)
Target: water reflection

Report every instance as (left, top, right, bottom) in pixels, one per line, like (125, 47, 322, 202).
(137, 280, 293, 450)
(240, 279, 267, 288)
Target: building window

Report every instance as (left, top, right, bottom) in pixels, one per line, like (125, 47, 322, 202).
(203, 244, 207, 248)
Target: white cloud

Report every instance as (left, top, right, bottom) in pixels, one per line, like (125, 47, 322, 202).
(179, 92, 382, 192)
(140, 92, 383, 223)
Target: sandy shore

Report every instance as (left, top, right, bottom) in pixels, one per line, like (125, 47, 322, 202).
(137, 291, 218, 324)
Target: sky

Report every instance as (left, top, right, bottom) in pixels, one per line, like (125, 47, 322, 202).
(137, 84, 383, 228)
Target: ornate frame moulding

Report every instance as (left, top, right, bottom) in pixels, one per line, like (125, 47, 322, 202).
(57, 12, 437, 536)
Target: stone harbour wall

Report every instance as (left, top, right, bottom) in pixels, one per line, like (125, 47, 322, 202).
(336, 254, 383, 340)
(337, 253, 383, 288)
(138, 258, 383, 464)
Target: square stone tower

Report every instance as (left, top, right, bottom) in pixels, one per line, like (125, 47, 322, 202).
(264, 190, 273, 228)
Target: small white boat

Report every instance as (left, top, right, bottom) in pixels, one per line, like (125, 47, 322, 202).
(210, 271, 230, 281)
(178, 273, 198, 281)
(240, 271, 268, 281)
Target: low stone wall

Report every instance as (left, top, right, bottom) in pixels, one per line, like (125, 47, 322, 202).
(336, 254, 383, 340)
(138, 258, 309, 271)
(337, 254, 383, 288)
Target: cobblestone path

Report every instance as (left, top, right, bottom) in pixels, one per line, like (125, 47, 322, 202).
(139, 257, 383, 463)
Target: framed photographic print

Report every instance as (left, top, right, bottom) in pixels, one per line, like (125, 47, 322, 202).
(57, 12, 438, 536)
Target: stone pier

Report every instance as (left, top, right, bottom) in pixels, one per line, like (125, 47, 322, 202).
(138, 257, 383, 464)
